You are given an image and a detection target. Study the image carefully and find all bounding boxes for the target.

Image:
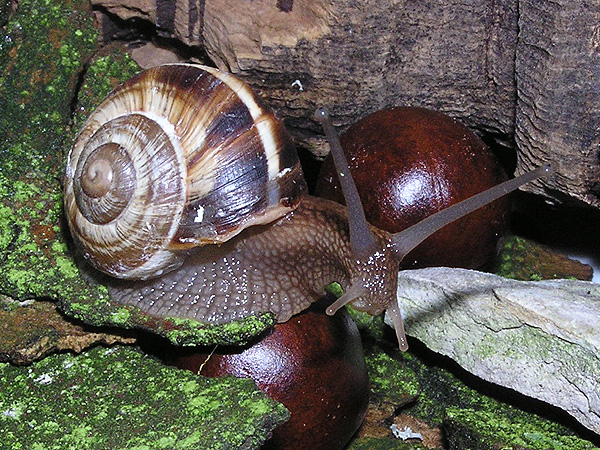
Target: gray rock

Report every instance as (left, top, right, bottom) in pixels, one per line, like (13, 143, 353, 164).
(386, 267, 600, 435)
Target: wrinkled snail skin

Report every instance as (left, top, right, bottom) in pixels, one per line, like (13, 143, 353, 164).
(108, 196, 400, 325)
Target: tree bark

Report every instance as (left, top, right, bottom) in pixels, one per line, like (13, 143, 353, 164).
(92, 0, 600, 208)
(201, 0, 519, 159)
(515, 0, 600, 207)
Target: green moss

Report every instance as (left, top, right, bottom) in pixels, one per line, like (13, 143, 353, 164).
(0, 345, 289, 449)
(347, 306, 389, 342)
(396, 350, 598, 449)
(165, 314, 277, 345)
(445, 408, 598, 450)
(366, 350, 420, 407)
(492, 235, 592, 281)
(12, 180, 41, 201)
(70, 48, 141, 133)
(0, 0, 98, 175)
(109, 308, 132, 324)
(348, 437, 429, 450)
(55, 255, 80, 279)
(0, 174, 70, 299)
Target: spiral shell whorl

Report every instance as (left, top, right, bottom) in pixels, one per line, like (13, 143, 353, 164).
(65, 63, 306, 280)
(66, 112, 187, 279)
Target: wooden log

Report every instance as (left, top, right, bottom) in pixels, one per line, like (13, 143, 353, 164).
(515, 0, 600, 207)
(92, 0, 518, 153)
(201, 0, 520, 160)
(91, 0, 600, 209)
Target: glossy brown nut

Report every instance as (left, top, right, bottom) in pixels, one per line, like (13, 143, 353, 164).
(316, 106, 509, 269)
(172, 303, 369, 450)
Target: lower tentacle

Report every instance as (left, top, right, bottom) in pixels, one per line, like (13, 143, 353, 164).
(387, 301, 409, 351)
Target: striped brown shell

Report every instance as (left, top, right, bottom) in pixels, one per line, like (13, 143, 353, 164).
(64, 63, 306, 280)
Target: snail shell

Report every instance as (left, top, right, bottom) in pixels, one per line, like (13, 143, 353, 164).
(64, 63, 306, 280)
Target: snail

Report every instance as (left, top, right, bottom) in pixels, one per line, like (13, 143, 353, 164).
(64, 63, 550, 351)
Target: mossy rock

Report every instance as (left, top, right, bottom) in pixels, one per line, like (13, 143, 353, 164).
(399, 349, 599, 450)
(0, 297, 135, 365)
(492, 235, 593, 282)
(445, 408, 598, 450)
(0, 0, 98, 175)
(366, 350, 420, 409)
(348, 437, 429, 449)
(350, 339, 599, 449)
(0, 0, 275, 348)
(0, 345, 289, 449)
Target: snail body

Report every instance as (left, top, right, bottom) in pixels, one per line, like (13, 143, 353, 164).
(65, 63, 549, 351)
(108, 196, 399, 325)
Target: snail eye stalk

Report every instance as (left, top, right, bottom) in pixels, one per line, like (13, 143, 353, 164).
(314, 107, 379, 260)
(390, 165, 552, 262)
